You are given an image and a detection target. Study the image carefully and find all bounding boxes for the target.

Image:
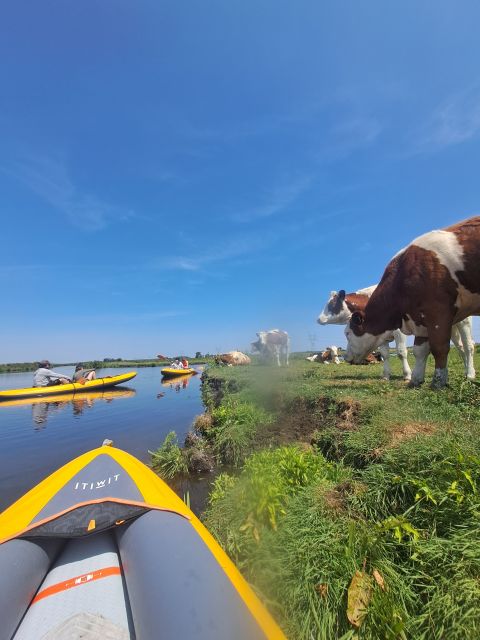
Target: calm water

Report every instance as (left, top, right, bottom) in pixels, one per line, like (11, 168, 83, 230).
(0, 367, 205, 512)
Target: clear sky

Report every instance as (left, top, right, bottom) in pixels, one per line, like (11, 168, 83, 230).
(2, 1, 480, 361)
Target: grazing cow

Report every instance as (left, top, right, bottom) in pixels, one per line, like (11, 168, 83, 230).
(320, 288, 474, 382)
(215, 351, 251, 366)
(251, 329, 290, 366)
(344, 217, 480, 388)
(318, 287, 412, 381)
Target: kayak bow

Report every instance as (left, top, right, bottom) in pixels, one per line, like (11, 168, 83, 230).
(0, 444, 285, 640)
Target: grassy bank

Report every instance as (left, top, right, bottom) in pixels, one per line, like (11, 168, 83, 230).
(153, 351, 480, 639)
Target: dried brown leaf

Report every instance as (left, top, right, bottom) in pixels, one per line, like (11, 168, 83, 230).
(347, 570, 373, 628)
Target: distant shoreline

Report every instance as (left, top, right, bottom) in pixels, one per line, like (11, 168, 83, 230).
(0, 358, 210, 374)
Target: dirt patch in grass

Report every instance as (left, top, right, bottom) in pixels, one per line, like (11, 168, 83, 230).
(315, 480, 363, 514)
(256, 396, 362, 447)
(387, 421, 437, 448)
(336, 399, 361, 431)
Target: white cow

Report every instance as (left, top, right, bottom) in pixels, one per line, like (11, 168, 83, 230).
(251, 329, 290, 366)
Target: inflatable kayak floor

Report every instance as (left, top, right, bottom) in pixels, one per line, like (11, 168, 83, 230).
(13, 531, 132, 640)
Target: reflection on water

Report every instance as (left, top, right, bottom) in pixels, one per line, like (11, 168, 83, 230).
(0, 367, 204, 511)
(159, 374, 195, 395)
(22, 389, 136, 428)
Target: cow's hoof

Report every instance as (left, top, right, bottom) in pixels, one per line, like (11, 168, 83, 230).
(431, 369, 448, 390)
(408, 378, 424, 388)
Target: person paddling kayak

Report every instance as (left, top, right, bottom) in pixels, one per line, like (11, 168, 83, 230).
(33, 361, 72, 387)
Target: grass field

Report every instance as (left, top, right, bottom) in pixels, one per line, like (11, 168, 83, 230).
(169, 350, 480, 639)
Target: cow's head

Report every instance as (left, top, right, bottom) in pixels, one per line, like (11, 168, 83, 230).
(344, 311, 382, 363)
(251, 331, 267, 353)
(317, 290, 349, 325)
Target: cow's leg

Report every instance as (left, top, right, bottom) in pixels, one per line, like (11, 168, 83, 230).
(394, 330, 412, 381)
(451, 324, 466, 366)
(457, 318, 476, 379)
(428, 321, 452, 389)
(275, 346, 281, 367)
(377, 342, 391, 380)
(285, 345, 290, 366)
(409, 337, 430, 387)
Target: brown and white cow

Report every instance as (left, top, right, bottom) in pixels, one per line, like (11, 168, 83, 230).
(215, 351, 251, 366)
(344, 217, 480, 388)
(251, 329, 290, 366)
(319, 287, 474, 382)
(318, 286, 412, 381)
(306, 346, 340, 364)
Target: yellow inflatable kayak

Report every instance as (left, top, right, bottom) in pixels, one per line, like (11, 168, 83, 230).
(0, 372, 136, 401)
(0, 443, 285, 640)
(161, 367, 197, 378)
(0, 388, 136, 408)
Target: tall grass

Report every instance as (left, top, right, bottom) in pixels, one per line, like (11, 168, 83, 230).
(202, 354, 480, 639)
(150, 431, 188, 479)
(210, 400, 273, 465)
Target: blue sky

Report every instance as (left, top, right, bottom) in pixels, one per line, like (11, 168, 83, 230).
(2, 1, 480, 361)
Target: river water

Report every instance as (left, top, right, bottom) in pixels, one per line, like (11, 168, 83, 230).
(0, 366, 205, 512)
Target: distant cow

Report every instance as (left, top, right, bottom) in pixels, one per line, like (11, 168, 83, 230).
(307, 346, 340, 364)
(345, 217, 479, 388)
(251, 329, 290, 366)
(215, 351, 251, 366)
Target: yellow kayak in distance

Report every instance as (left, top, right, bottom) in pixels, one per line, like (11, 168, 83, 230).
(0, 387, 136, 408)
(161, 367, 198, 379)
(0, 372, 137, 401)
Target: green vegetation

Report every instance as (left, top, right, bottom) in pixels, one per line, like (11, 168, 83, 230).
(209, 401, 274, 465)
(200, 351, 480, 639)
(0, 362, 40, 373)
(150, 431, 188, 479)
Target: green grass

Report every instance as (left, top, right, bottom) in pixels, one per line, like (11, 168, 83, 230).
(150, 431, 188, 479)
(201, 350, 480, 639)
(209, 400, 274, 465)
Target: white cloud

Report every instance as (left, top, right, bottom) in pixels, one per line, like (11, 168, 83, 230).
(2, 153, 134, 231)
(417, 85, 480, 152)
(152, 232, 278, 272)
(232, 174, 313, 223)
